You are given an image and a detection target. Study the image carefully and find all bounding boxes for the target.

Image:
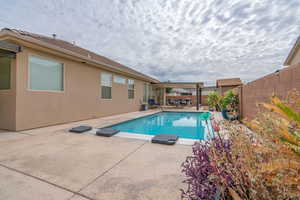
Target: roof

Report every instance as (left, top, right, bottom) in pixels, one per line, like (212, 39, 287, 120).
(284, 35, 300, 66)
(0, 28, 159, 83)
(216, 78, 242, 87)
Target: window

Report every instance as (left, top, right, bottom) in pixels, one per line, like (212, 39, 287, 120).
(143, 83, 150, 102)
(29, 56, 64, 91)
(128, 79, 134, 99)
(101, 72, 112, 99)
(0, 57, 11, 90)
(113, 75, 126, 84)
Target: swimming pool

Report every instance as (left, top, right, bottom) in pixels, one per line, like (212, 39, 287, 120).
(108, 112, 213, 140)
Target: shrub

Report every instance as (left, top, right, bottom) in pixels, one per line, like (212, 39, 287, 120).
(181, 128, 251, 200)
(223, 90, 239, 112)
(237, 90, 300, 199)
(181, 140, 218, 200)
(207, 90, 239, 112)
(207, 92, 221, 111)
(181, 90, 300, 200)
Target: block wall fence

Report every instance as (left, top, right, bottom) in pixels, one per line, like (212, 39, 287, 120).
(238, 62, 300, 120)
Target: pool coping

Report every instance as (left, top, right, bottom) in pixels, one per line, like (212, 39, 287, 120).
(87, 129, 201, 145)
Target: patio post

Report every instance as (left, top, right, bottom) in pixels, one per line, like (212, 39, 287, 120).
(199, 87, 202, 105)
(163, 87, 166, 106)
(196, 83, 199, 110)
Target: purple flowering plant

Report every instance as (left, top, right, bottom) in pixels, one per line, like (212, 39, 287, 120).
(181, 121, 252, 200)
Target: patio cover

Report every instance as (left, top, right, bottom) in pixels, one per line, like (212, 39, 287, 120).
(153, 82, 204, 88)
(152, 82, 203, 110)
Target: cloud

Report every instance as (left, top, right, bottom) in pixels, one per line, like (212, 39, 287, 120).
(0, 0, 299, 85)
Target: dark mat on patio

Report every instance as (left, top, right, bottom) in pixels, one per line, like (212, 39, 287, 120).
(69, 126, 92, 133)
(151, 134, 179, 145)
(96, 128, 120, 137)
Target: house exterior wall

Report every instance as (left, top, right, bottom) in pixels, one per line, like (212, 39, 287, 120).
(289, 49, 300, 65)
(10, 48, 147, 131)
(240, 62, 300, 120)
(0, 59, 16, 130)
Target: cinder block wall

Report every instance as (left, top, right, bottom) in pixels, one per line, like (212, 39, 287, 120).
(240, 62, 300, 120)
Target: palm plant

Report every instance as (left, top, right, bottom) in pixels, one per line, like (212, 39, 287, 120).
(243, 90, 300, 198)
(224, 90, 239, 112)
(248, 91, 300, 156)
(207, 92, 221, 111)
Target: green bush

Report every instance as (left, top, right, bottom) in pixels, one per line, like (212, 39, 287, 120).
(224, 90, 239, 112)
(207, 92, 221, 111)
(207, 90, 239, 111)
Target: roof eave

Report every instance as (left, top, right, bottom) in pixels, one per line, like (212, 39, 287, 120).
(0, 30, 160, 83)
(283, 36, 300, 66)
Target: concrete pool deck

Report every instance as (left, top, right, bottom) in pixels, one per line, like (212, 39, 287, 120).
(0, 109, 221, 200)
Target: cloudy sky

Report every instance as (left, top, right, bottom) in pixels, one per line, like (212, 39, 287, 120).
(0, 0, 299, 85)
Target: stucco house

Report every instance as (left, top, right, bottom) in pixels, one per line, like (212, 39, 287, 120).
(216, 78, 242, 95)
(0, 28, 162, 131)
(0, 28, 207, 131)
(284, 35, 300, 66)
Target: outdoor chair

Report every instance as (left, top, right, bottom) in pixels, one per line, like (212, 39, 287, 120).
(148, 99, 160, 108)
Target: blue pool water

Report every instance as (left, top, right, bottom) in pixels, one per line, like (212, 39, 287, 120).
(108, 112, 213, 140)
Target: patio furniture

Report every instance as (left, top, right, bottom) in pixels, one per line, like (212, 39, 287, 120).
(151, 134, 179, 145)
(175, 101, 184, 109)
(96, 128, 120, 137)
(148, 99, 160, 108)
(69, 125, 92, 133)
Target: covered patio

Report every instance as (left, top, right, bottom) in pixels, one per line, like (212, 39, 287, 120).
(152, 82, 204, 110)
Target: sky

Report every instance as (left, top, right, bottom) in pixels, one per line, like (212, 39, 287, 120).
(0, 0, 299, 85)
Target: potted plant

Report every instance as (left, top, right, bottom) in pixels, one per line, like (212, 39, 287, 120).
(219, 90, 239, 120)
(219, 96, 229, 119)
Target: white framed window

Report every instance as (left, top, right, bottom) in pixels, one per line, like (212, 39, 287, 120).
(29, 56, 64, 91)
(113, 75, 126, 84)
(0, 56, 11, 90)
(101, 72, 112, 99)
(128, 79, 134, 99)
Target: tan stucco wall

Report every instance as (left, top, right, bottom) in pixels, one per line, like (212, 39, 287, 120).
(13, 48, 147, 131)
(0, 59, 16, 130)
(290, 48, 300, 65)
